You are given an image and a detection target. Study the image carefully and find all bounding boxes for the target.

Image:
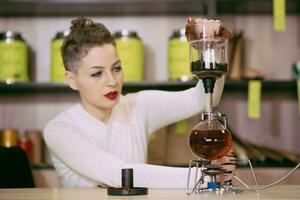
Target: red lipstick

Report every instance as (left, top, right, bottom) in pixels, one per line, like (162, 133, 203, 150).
(104, 91, 118, 100)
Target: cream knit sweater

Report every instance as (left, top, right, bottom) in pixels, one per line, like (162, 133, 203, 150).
(44, 77, 224, 188)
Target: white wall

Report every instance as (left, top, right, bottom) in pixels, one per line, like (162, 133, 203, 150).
(0, 15, 299, 81)
(0, 15, 300, 157)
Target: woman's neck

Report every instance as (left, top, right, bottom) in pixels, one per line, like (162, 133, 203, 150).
(80, 101, 112, 124)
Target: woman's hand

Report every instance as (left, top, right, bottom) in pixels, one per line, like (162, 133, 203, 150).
(185, 17, 233, 44)
(212, 147, 236, 184)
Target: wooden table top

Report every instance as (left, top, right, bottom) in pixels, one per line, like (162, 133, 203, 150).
(0, 185, 300, 200)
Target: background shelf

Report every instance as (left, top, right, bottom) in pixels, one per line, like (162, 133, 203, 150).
(0, 0, 299, 17)
(0, 80, 297, 95)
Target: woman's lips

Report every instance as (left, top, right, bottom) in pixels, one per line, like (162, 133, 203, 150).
(104, 91, 118, 100)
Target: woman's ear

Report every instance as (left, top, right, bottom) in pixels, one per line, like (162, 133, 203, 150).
(65, 70, 78, 90)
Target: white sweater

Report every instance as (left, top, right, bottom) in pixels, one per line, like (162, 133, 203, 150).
(43, 78, 224, 188)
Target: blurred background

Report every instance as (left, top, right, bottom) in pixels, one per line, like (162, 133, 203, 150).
(0, 0, 299, 188)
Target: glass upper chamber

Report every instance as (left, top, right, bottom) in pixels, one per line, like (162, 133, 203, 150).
(187, 19, 229, 80)
(190, 37, 228, 80)
(189, 112, 233, 160)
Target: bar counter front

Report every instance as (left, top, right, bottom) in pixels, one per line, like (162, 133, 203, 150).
(0, 185, 300, 200)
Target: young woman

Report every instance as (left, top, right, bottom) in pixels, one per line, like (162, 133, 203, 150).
(44, 17, 230, 188)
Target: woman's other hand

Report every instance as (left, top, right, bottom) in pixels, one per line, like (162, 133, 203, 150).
(212, 147, 236, 184)
(185, 17, 233, 44)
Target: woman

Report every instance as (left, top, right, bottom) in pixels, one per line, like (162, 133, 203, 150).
(44, 17, 230, 188)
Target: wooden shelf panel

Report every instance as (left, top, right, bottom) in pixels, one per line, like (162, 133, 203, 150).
(0, 0, 299, 17)
(0, 80, 297, 95)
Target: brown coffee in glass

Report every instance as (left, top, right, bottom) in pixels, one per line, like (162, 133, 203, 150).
(189, 112, 233, 160)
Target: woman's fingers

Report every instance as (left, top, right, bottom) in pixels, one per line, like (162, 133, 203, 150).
(185, 17, 233, 48)
(212, 148, 237, 183)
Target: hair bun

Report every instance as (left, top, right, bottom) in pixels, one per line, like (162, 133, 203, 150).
(70, 16, 93, 31)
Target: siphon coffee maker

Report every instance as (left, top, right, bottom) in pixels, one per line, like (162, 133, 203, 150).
(185, 18, 300, 194)
(185, 18, 234, 194)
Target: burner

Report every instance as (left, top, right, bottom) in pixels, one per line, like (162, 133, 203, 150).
(202, 167, 226, 176)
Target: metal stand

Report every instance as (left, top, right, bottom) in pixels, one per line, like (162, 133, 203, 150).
(186, 159, 236, 194)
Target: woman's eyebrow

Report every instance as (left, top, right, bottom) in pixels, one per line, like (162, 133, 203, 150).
(89, 60, 120, 70)
(112, 60, 121, 66)
(89, 66, 105, 70)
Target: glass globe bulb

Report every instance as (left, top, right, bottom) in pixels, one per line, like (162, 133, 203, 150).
(189, 112, 233, 160)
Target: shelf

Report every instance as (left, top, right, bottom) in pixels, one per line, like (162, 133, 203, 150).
(217, 0, 300, 15)
(0, 82, 72, 95)
(0, 80, 297, 95)
(0, 0, 299, 17)
(125, 80, 298, 93)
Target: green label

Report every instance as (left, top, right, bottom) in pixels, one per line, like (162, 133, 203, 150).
(0, 40, 28, 82)
(50, 39, 65, 82)
(273, 0, 286, 32)
(175, 119, 188, 135)
(115, 38, 144, 82)
(168, 38, 192, 81)
(149, 133, 156, 141)
(247, 80, 262, 119)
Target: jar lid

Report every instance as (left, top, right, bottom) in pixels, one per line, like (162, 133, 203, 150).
(0, 31, 23, 41)
(114, 29, 139, 39)
(170, 28, 186, 39)
(54, 30, 70, 39)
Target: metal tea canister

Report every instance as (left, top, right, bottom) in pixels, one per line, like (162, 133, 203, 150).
(0, 128, 19, 148)
(25, 130, 43, 164)
(19, 135, 32, 162)
(50, 31, 69, 82)
(0, 31, 29, 83)
(168, 29, 191, 81)
(114, 30, 144, 82)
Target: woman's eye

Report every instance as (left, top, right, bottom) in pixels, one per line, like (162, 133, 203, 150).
(112, 66, 122, 72)
(91, 71, 103, 77)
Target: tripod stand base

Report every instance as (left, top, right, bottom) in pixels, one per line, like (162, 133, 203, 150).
(186, 159, 233, 194)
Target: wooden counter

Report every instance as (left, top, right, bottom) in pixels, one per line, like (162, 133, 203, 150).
(32, 168, 300, 188)
(0, 185, 300, 200)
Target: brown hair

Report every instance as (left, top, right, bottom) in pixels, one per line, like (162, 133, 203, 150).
(61, 17, 115, 71)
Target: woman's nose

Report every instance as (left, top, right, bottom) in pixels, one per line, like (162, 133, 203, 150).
(107, 72, 117, 86)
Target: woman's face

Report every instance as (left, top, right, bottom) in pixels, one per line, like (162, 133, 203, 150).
(66, 44, 123, 112)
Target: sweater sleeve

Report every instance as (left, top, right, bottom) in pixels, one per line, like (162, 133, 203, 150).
(135, 76, 225, 134)
(44, 121, 125, 187)
(44, 121, 197, 188)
